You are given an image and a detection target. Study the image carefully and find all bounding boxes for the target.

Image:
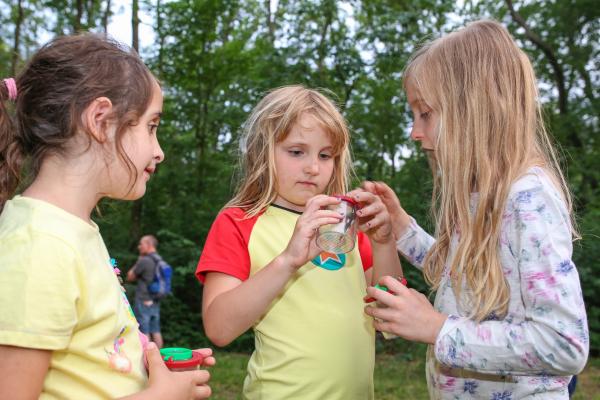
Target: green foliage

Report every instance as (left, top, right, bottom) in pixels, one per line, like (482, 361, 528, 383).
(574, 209, 600, 357)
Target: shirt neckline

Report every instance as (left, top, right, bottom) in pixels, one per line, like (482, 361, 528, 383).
(270, 203, 303, 215)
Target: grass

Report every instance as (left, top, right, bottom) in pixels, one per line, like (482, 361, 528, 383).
(207, 351, 600, 399)
(574, 358, 600, 400)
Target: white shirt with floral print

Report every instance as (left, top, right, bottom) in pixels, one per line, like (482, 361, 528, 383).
(396, 167, 589, 399)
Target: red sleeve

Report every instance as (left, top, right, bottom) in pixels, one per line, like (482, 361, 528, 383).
(195, 207, 259, 284)
(357, 231, 373, 271)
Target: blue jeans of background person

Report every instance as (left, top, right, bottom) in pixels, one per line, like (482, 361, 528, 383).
(135, 300, 161, 334)
(568, 375, 577, 398)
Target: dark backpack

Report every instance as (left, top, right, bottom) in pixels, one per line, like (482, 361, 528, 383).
(147, 254, 172, 299)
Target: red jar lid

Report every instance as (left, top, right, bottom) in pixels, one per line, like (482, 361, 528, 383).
(163, 350, 204, 369)
(333, 194, 357, 206)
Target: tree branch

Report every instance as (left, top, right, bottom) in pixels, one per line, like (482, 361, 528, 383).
(505, 0, 568, 115)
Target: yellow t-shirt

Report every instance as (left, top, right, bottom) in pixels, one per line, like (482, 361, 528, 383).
(197, 205, 375, 399)
(0, 196, 146, 399)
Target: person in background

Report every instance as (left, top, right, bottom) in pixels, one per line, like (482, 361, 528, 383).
(128, 234, 164, 349)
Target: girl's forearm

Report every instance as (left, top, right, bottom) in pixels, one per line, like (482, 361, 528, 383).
(203, 254, 297, 346)
(369, 239, 403, 286)
(392, 209, 412, 240)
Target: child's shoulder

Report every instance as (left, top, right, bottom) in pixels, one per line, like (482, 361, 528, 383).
(211, 206, 264, 229)
(0, 196, 95, 253)
(218, 206, 249, 219)
(507, 166, 566, 211)
(0, 200, 80, 266)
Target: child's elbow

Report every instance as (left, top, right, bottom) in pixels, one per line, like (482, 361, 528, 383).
(565, 346, 589, 375)
(204, 323, 235, 348)
(552, 340, 589, 375)
(207, 333, 234, 348)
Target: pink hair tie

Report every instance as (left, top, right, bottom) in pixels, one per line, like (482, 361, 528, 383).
(3, 78, 17, 101)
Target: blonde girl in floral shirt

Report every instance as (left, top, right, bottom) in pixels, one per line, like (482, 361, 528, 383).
(363, 20, 589, 399)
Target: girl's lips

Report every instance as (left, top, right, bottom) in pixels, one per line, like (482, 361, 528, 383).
(298, 181, 316, 186)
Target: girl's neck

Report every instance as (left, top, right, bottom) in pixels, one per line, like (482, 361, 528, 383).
(22, 157, 102, 224)
(272, 196, 306, 213)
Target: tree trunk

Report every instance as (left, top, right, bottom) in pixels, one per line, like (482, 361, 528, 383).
(129, 0, 142, 247)
(87, 0, 96, 27)
(265, 0, 275, 43)
(156, 0, 164, 74)
(11, 0, 24, 76)
(317, 3, 333, 84)
(132, 0, 139, 52)
(102, 0, 112, 32)
(76, 0, 84, 32)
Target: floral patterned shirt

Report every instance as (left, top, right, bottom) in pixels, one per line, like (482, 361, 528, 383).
(396, 168, 589, 399)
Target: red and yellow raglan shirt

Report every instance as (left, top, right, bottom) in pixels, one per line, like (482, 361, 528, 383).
(196, 205, 376, 400)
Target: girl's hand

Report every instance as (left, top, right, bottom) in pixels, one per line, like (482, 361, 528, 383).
(347, 188, 393, 244)
(144, 343, 212, 399)
(281, 195, 342, 268)
(364, 276, 447, 345)
(361, 181, 411, 240)
(194, 348, 216, 367)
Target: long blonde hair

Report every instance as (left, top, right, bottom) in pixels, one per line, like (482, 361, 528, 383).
(404, 20, 576, 321)
(227, 85, 352, 216)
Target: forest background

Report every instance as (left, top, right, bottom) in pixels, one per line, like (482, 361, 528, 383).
(1, 0, 598, 391)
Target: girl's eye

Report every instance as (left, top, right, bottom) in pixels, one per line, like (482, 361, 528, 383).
(420, 111, 431, 120)
(319, 152, 332, 160)
(288, 149, 303, 156)
(149, 124, 159, 134)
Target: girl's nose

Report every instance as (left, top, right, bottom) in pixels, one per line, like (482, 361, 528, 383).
(410, 125, 423, 142)
(304, 158, 319, 175)
(155, 142, 165, 163)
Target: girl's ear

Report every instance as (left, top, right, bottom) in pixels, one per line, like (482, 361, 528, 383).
(83, 97, 113, 142)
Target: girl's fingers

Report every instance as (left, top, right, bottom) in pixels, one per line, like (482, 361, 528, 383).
(145, 342, 168, 376)
(374, 181, 395, 197)
(372, 319, 390, 333)
(307, 217, 343, 232)
(351, 190, 377, 205)
(192, 348, 212, 357)
(305, 194, 340, 212)
(356, 202, 381, 218)
(360, 181, 377, 193)
(200, 356, 216, 367)
(310, 209, 343, 220)
(194, 384, 212, 399)
(297, 210, 341, 233)
(365, 285, 396, 308)
(371, 182, 400, 207)
(189, 369, 211, 385)
(380, 275, 410, 295)
(191, 348, 216, 367)
(373, 317, 397, 332)
(358, 210, 386, 227)
(346, 188, 365, 198)
(369, 305, 399, 321)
